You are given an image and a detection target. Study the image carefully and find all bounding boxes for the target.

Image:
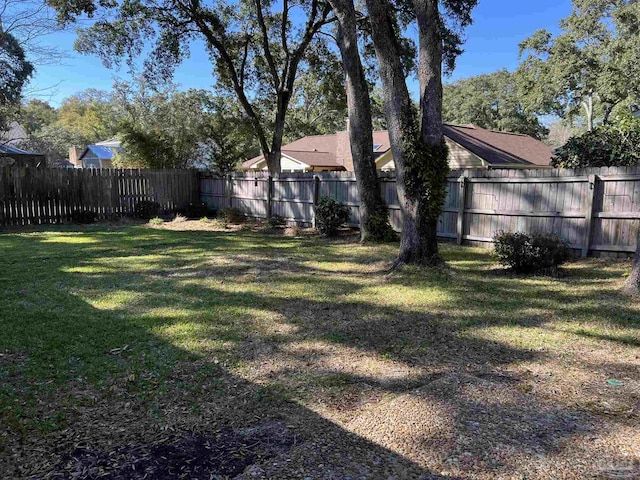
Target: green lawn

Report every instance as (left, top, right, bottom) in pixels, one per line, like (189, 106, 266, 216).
(1, 222, 638, 479)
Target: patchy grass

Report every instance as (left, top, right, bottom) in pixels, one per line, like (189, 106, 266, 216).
(0, 222, 638, 479)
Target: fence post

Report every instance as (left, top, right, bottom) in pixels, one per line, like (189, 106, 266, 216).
(457, 173, 467, 245)
(226, 173, 233, 209)
(267, 175, 273, 219)
(312, 174, 320, 228)
(582, 174, 598, 257)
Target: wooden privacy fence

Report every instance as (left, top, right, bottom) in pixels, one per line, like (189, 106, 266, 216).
(201, 166, 640, 257)
(0, 168, 200, 226)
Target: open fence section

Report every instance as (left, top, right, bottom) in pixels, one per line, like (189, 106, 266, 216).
(0, 168, 199, 226)
(201, 167, 640, 257)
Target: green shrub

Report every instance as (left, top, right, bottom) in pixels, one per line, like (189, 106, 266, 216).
(552, 116, 640, 168)
(134, 200, 161, 220)
(315, 196, 350, 237)
(219, 207, 244, 223)
(71, 209, 96, 224)
(493, 230, 574, 274)
(148, 217, 164, 225)
(268, 215, 286, 227)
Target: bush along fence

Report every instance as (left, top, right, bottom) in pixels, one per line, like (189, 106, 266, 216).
(0, 168, 200, 226)
(201, 167, 640, 257)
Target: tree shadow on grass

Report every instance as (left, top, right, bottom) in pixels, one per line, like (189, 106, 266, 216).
(1, 233, 462, 479)
(1, 226, 638, 478)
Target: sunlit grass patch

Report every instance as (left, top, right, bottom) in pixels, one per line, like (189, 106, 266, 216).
(40, 234, 100, 244)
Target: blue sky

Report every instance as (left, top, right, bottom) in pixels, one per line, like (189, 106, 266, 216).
(29, 0, 573, 106)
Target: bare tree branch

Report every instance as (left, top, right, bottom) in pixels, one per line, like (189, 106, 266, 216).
(254, 0, 280, 89)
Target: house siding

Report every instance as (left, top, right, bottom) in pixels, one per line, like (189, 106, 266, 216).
(445, 137, 485, 168)
(81, 152, 101, 169)
(248, 156, 309, 172)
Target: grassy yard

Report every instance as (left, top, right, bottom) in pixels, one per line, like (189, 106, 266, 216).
(1, 221, 638, 479)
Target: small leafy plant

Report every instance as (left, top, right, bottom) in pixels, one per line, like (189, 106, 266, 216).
(315, 196, 350, 237)
(493, 230, 574, 275)
(148, 217, 164, 225)
(268, 215, 286, 228)
(134, 200, 161, 220)
(219, 207, 244, 223)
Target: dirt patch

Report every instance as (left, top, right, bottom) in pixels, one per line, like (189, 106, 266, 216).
(46, 422, 294, 479)
(150, 218, 361, 239)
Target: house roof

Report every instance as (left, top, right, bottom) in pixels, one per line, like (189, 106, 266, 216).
(281, 150, 343, 167)
(242, 131, 392, 169)
(442, 124, 553, 166)
(243, 134, 346, 169)
(242, 124, 553, 170)
(0, 121, 28, 146)
(81, 144, 123, 160)
(0, 143, 41, 156)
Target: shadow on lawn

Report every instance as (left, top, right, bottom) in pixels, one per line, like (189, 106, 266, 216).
(0, 225, 637, 478)
(0, 227, 463, 479)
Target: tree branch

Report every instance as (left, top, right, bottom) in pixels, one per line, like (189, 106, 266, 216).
(281, 0, 290, 59)
(186, 2, 271, 158)
(239, 34, 250, 90)
(254, 0, 280, 89)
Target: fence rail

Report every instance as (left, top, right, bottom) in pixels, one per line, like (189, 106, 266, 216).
(0, 168, 200, 226)
(201, 167, 640, 257)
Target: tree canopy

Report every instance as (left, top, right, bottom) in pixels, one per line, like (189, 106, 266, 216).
(517, 0, 640, 131)
(0, 30, 33, 130)
(18, 98, 57, 135)
(112, 83, 257, 172)
(284, 59, 347, 142)
(552, 114, 640, 168)
(48, 0, 337, 173)
(17, 84, 258, 170)
(443, 69, 549, 139)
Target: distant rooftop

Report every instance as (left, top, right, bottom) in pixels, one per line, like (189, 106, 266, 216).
(0, 143, 41, 156)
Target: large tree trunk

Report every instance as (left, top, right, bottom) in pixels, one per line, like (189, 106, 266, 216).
(623, 229, 640, 295)
(267, 89, 293, 175)
(330, 0, 394, 242)
(265, 151, 282, 175)
(365, 0, 449, 265)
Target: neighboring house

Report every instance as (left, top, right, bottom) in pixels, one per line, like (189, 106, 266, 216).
(0, 121, 28, 147)
(75, 139, 124, 168)
(0, 144, 46, 168)
(0, 121, 46, 167)
(243, 124, 554, 172)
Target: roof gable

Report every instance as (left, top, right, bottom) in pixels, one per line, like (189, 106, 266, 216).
(442, 125, 553, 166)
(0, 122, 27, 146)
(80, 144, 123, 160)
(242, 124, 552, 170)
